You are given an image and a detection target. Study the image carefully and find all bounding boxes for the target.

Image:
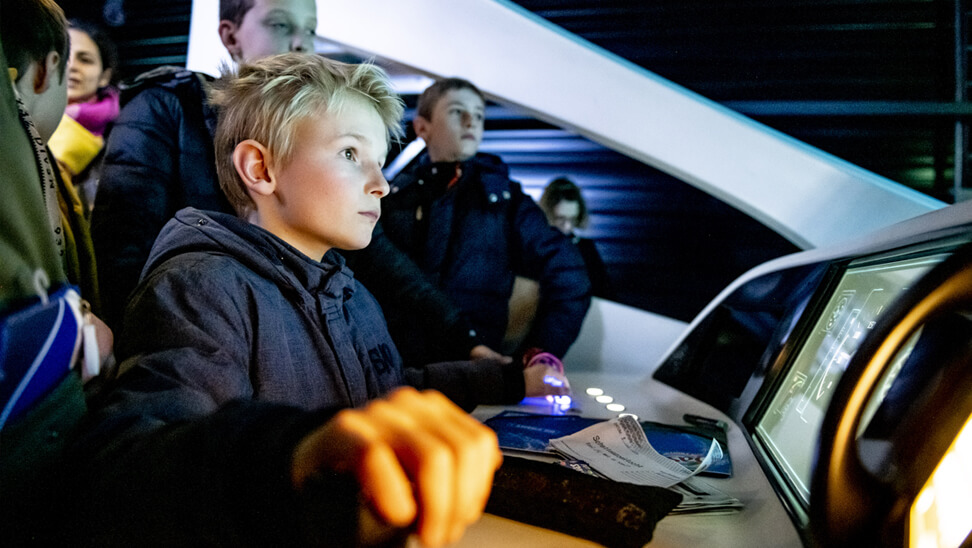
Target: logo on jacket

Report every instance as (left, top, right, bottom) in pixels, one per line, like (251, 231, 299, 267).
(369, 343, 395, 374)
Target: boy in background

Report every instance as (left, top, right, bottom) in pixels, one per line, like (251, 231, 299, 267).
(376, 77, 592, 364)
(73, 53, 568, 546)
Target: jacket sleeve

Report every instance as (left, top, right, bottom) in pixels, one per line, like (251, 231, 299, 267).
(68, 259, 361, 545)
(70, 400, 359, 546)
(402, 359, 525, 412)
(346, 223, 481, 361)
(511, 186, 593, 358)
(91, 87, 184, 330)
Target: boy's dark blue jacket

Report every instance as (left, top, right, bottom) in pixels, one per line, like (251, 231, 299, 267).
(380, 152, 592, 362)
(70, 207, 524, 545)
(92, 69, 226, 330)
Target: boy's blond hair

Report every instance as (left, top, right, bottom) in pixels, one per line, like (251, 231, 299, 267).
(210, 53, 404, 217)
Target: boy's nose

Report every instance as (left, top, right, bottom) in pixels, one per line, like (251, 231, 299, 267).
(371, 172, 391, 198)
(291, 35, 309, 53)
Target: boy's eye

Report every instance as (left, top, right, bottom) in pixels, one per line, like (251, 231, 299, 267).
(266, 20, 293, 34)
(343, 149, 356, 161)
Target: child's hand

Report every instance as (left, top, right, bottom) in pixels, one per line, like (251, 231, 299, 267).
(523, 363, 571, 398)
(522, 351, 571, 398)
(291, 387, 502, 547)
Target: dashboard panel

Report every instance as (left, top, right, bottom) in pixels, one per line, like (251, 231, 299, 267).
(654, 200, 972, 544)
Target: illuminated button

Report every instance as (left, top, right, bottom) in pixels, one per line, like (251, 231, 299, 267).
(586, 387, 604, 396)
(595, 395, 614, 404)
(606, 403, 626, 412)
(552, 395, 572, 411)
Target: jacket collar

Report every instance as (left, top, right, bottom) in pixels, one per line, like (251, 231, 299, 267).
(148, 208, 356, 304)
(393, 152, 512, 202)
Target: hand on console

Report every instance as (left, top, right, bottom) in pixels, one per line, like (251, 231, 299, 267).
(523, 351, 571, 399)
(290, 387, 503, 547)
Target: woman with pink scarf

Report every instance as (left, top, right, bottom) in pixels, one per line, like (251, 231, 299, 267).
(48, 19, 119, 216)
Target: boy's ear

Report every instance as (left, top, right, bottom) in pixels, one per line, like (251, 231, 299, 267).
(233, 139, 276, 197)
(32, 51, 61, 94)
(218, 20, 243, 62)
(413, 115, 431, 141)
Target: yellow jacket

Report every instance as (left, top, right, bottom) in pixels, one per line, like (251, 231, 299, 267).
(49, 114, 102, 313)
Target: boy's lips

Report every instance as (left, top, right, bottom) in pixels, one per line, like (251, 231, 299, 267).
(360, 210, 380, 222)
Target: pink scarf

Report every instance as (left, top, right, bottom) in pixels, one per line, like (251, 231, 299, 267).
(64, 86, 120, 137)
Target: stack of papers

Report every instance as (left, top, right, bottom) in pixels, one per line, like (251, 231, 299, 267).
(666, 477, 744, 515)
(548, 414, 722, 488)
(485, 412, 743, 514)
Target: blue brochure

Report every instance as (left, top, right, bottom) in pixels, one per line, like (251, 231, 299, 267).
(485, 411, 732, 478)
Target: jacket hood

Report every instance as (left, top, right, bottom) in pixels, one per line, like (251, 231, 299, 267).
(143, 208, 355, 304)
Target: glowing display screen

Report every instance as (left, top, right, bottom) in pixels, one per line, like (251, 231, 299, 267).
(754, 251, 948, 505)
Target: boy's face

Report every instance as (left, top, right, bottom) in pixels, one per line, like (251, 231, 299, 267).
(67, 28, 111, 105)
(221, 0, 317, 63)
(261, 97, 390, 259)
(415, 87, 485, 163)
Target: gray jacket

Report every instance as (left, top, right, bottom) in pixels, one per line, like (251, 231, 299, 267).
(70, 208, 523, 546)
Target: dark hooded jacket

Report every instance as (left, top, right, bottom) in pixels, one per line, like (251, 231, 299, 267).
(380, 152, 592, 361)
(91, 68, 225, 330)
(69, 208, 524, 546)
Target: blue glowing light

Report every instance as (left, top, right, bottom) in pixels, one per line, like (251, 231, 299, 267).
(543, 375, 564, 387)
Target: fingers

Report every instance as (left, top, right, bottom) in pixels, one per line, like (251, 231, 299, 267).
(333, 409, 418, 526)
(548, 369, 572, 395)
(378, 388, 501, 545)
(523, 364, 572, 397)
(292, 387, 502, 547)
(359, 393, 455, 543)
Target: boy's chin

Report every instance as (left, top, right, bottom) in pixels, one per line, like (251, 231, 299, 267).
(338, 238, 372, 252)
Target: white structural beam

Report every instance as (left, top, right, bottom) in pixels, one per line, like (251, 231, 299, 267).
(189, 0, 944, 249)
